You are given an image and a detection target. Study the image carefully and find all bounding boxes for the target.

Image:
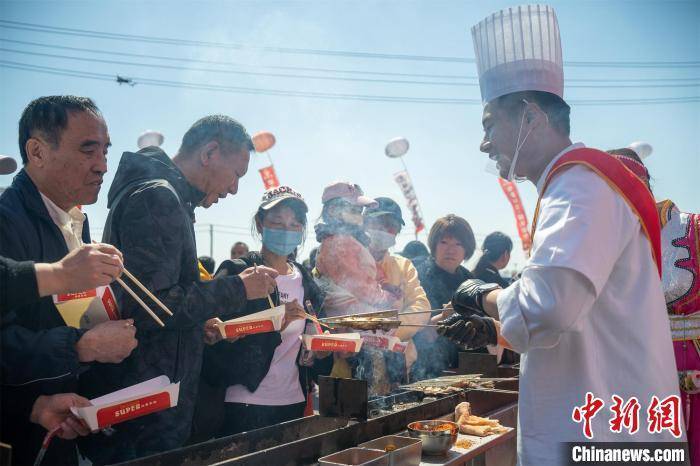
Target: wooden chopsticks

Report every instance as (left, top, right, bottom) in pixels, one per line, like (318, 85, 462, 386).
(95, 240, 172, 327)
(115, 276, 165, 327)
(303, 300, 333, 330)
(252, 262, 276, 310)
(121, 269, 173, 316)
(115, 267, 174, 327)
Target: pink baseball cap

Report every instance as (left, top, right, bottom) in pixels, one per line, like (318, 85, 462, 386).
(321, 181, 377, 207)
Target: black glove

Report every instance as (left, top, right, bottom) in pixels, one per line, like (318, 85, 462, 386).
(437, 312, 497, 350)
(451, 279, 501, 316)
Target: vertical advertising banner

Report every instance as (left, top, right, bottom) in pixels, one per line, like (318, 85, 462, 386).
(497, 178, 531, 252)
(259, 165, 280, 189)
(394, 170, 425, 234)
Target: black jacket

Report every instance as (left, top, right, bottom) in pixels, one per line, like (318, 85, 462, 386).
(472, 263, 511, 289)
(192, 253, 332, 441)
(411, 257, 475, 380)
(0, 256, 38, 315)
(0, 169, 90, 466)
(203, 252, 330, 392)
(78, 147, 250, 465)
(414, 256, 472, 310)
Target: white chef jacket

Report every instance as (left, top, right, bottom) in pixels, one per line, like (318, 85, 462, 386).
(497, 143, 685, 466)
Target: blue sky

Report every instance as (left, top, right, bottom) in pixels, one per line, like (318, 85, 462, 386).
(1, 0, 698, 270)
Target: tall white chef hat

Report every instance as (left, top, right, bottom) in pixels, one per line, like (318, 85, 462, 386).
(471, 4, 564, 104)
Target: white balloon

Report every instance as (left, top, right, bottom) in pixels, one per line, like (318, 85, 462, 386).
(385, 137, 410, 158)
(628, 141, 653, 159)
(137, 130, 165, 149)
(0, 155, 17, 175)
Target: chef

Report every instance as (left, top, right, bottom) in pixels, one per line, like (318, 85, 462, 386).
(439, 5, 686, 465)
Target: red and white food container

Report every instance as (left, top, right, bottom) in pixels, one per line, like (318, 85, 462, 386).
(391, 340, 408, 353)
(215, 305, 285, 338)
(53, 285, 120, 329)
(302, 333, 363, 353)
(359, 332, 398, 350)
(71, 375, 180, 432)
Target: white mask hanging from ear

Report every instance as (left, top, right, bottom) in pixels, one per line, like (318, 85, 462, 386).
(506, 100, 534, 182)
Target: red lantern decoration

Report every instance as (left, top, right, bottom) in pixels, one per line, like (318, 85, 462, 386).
(252, 131, 276, 153)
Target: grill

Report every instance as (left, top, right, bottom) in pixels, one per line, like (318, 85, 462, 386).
(116, 388, 517, 466)
(116, 356, 520, 465)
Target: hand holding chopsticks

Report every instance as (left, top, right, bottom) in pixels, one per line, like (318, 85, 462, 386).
(90, 241, 172, 327)
(252, 262, 277, 309)
(240, 263, 279, 301)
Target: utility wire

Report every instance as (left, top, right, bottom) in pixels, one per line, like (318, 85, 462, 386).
(2, 61, 698, 106)
(1, 19, 698, 68)
(0, 60, 481, 104)
(2, 38, 699, 84)
(2, 46, 698, 89)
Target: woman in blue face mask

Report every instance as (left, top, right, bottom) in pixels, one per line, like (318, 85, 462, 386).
(194, 186, 333, 440)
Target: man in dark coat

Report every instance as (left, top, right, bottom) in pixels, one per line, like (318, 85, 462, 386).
(0, 96, 137, 466)
(79, 115, 278, 464)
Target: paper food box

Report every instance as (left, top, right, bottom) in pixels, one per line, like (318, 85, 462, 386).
(71, 375, 180, 432)
(359, 332, 408, 353)
(391, 340, 408, 353)
(53, 285, 120, 329)
(302, 333, 363, 353)
(359, 332, 399, 350)
(215, 305, 285, 338)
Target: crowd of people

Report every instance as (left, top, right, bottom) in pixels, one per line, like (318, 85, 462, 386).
(0, 94, 517, 465)
(1, 4, 697, 466)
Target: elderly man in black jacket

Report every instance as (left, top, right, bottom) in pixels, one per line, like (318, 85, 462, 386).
(0, 96, 138, 466)
(79, 115, 277, 464)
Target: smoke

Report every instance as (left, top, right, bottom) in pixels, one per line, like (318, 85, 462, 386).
(409, 333, 458, 382)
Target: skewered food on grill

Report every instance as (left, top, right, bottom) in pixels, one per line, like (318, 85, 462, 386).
(400, 375, 497, 396)
(324, 316, 402, 331)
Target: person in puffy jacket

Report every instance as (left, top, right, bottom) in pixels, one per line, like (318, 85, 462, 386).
(196, 186, 332, 438)
(314, 181, 399, 316)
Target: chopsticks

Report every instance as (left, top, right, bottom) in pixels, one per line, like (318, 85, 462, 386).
(399, 323, 439, 328)
(115, 276, 165, 327)
(305, 312, 334, 330)
(121, 269, 173, 316)
(303, 300, 334, 330)
(96, 240, 172, 327)
(253, 262, 276, 309)
(115, 267, 175, 327)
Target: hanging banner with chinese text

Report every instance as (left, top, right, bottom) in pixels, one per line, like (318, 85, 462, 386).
(393, 170, 425, 234)
(497, 178, 531, 252)
(259, 165, 280, 190)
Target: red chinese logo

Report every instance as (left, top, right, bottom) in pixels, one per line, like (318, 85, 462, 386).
(609, 395, 640, 434)
(647, 395, 682, 438)
(572, 392, 605, 439)
(572, 393, 684, 439)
